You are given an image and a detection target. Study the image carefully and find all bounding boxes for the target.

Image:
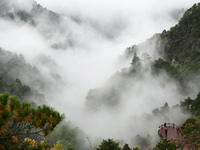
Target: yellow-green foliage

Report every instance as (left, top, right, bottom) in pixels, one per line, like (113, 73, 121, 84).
(19, 138, 64, 150)
(0, 92, 65, 149)
(182, 118, 200, 149)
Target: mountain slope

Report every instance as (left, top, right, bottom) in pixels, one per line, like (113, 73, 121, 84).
(164, 3, 200, 63)
(0, 47, 64, 105)
(0, 0, 76, 50)
(85, 2, 200, 110)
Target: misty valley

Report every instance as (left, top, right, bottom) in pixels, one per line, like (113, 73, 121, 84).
(0, 0, 200, 149)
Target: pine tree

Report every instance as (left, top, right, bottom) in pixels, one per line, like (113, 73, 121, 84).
(0, 92, 65, 149)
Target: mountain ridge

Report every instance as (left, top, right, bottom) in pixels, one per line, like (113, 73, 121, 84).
(85, 2, 200, 110)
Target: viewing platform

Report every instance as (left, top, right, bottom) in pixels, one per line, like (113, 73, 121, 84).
(158, 123, 190, 150)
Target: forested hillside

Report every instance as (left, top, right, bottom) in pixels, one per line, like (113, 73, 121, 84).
(85, 3, 200, 149)
(0, 0, 77, 50)
(86, 3, 200, 110)
(0, 1, 88, 149)
(0, 47, 64, 105)
(0, 48, 44, 104)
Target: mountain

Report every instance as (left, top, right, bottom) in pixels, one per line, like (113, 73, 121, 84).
(0, 47, 57, 105)
(0, 0, 68, 105)
(163, 3, 200, 63)
(0, 0, 77, 50)
(0, 0, 199, 149)
(85, 2, 200, 111)
(0, 0, 60, 25)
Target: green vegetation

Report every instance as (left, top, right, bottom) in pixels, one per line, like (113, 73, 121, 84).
(154, 139, 180, 150)
(159, 3, 200, 79)
(86, 2, 200, 112)
(152, 92, 200, 149)
(1, 1, 200, 150)
(2, 1, 60, 26)
(0, 92, 64, 149)
(72, 2, 200, 149)
(164, 3, 200, 63)
(95, 138, 151, 150)
(181, 118, 200, 149)
(47, 121, 88, 150)
(122, 143, 131, 150)
(180, 92, 200, 116)
(152, 58, 179, 79)
(0, 48, 46, 104)
(178, 93, 200, 149)
(0, 77, 45, 105)
(96, 139, 121, 150)
(133, 134, 152, 150)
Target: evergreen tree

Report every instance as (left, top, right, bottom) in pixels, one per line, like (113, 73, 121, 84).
(96, 138, 121, 150)
(0, 92, 65, 149)
(154, 139, 179, 150)
(122, 143, 131, 150)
